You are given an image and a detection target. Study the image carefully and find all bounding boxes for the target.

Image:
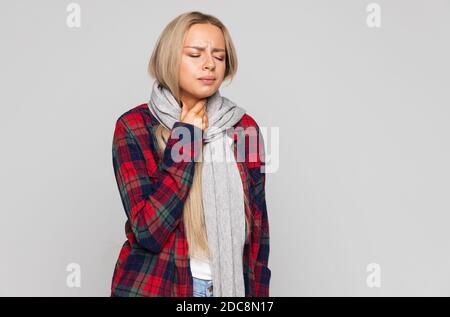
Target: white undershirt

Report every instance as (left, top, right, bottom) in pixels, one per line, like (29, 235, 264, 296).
(190, 256, 212, 280)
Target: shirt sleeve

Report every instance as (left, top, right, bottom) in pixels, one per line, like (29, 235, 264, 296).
(250, 123, 271, 297)
(112, 118, 202, 253)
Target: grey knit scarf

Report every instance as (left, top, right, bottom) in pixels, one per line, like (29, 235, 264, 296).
(147, 81, 246, 297)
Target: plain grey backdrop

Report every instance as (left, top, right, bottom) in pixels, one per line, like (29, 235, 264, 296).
(1, 0, 449, 296)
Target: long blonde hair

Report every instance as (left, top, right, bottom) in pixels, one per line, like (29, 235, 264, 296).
(148, 11, 249, 260)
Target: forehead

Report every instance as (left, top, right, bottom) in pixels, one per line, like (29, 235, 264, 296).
(183, 23, 225, 47)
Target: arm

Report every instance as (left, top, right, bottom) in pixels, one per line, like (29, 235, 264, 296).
(253, 170, 271, 296)
(112, 118, 202, 253)
(248, 121, 271, 296)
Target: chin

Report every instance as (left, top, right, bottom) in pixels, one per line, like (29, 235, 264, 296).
(193, 84, 220, 98)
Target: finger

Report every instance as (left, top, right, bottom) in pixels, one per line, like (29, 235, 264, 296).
(181, 101, 189, 118)
(190, 99, 207, 114)
(194, 116, 203, 127)
(197, 107, 206, 117)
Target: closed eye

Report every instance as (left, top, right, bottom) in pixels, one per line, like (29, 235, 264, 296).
(189, 54, 224, 61)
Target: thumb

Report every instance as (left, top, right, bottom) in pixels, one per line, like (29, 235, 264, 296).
(180, 100, 188, 118)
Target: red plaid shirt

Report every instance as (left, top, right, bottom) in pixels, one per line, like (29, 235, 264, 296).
(110, 103, 271, 297)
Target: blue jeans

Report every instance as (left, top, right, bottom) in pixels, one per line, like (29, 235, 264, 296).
(193, 277, 213, 297)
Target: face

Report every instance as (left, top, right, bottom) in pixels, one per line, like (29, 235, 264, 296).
(179, 23, 226, 103)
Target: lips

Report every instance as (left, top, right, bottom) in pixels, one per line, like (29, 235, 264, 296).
(198, 76, 216, 85)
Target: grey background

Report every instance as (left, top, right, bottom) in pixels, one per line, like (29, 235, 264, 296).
(0, 0, 449, 296)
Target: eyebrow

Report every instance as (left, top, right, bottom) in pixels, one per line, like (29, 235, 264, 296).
(184, 45, 226, 53)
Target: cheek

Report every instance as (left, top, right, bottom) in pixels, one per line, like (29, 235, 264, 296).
(212, 60, 226, 79)
(179, 59, 196, 81)
(217, 63, 226, 79)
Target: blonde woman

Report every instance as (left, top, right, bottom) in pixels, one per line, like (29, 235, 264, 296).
(111, 11, 270, 297)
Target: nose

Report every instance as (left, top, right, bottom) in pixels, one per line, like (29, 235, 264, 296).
(203, 54, 215, 71)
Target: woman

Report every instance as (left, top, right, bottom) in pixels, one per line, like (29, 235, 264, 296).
(111, 11, 270, 297)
